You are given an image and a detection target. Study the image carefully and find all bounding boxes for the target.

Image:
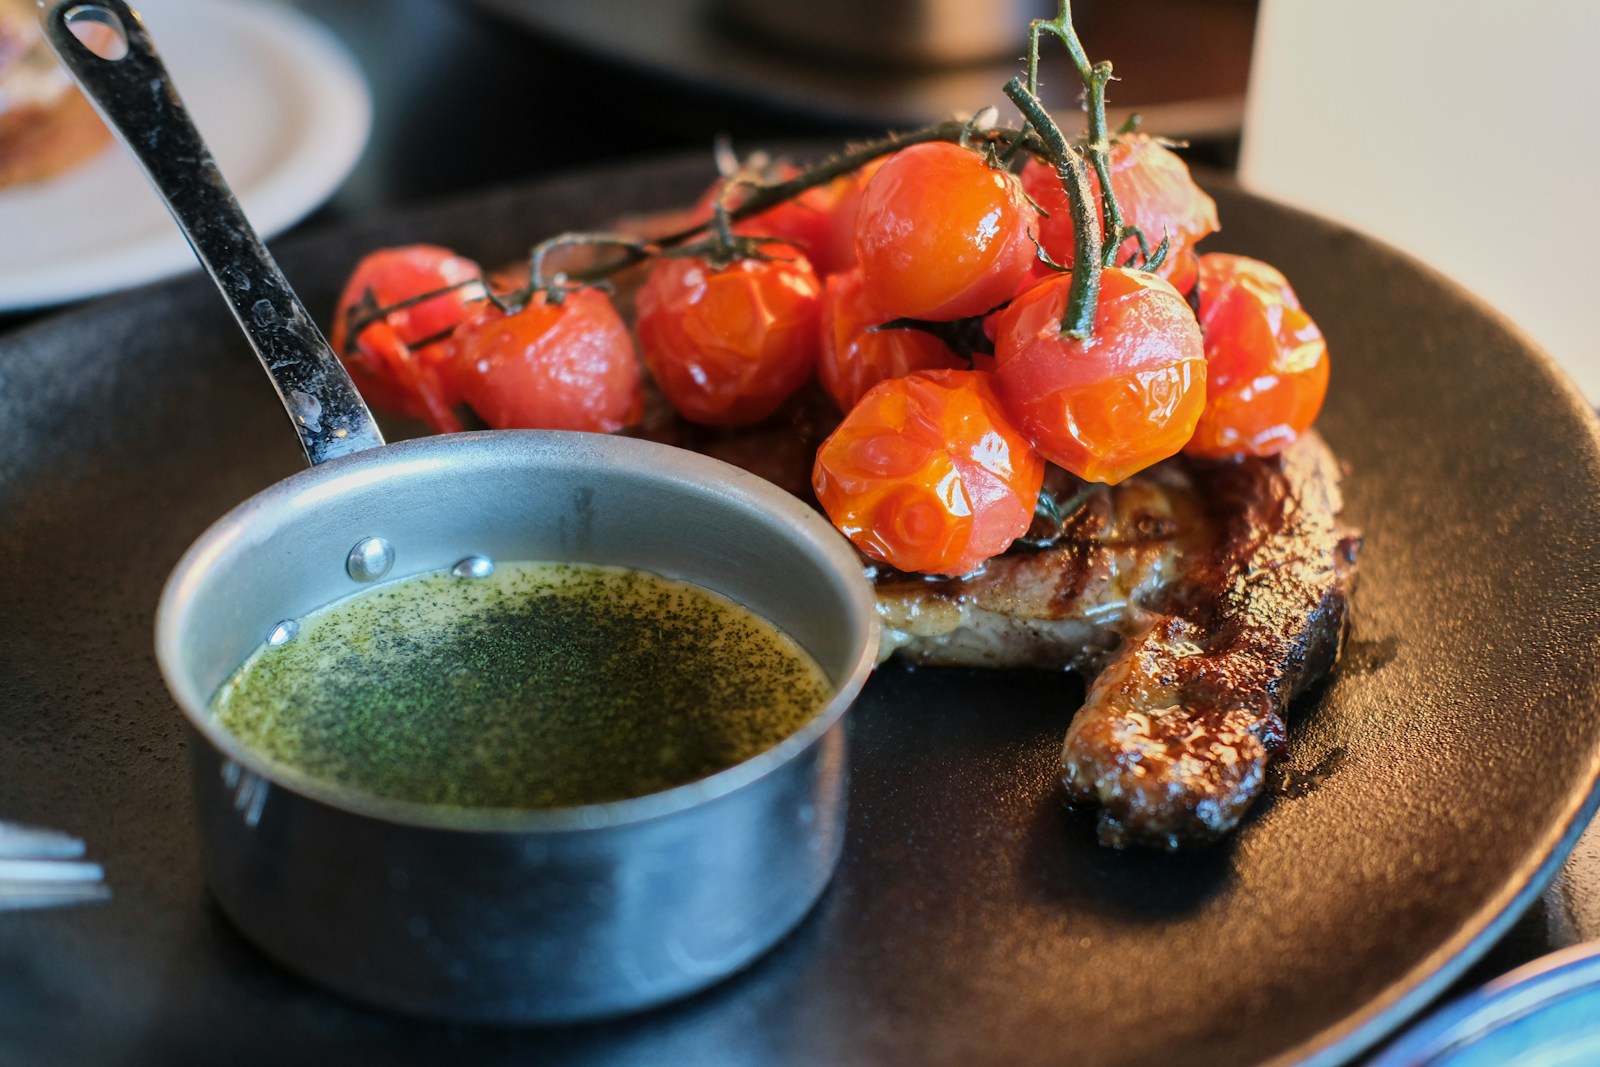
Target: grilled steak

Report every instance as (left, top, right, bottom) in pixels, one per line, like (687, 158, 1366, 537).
(640, 387, 1357, 849)
(869, 431, 1354, 847)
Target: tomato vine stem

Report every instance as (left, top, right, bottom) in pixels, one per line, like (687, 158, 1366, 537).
(518, 232, 656, 310)
(1003, 77, 1099, 340)
(1030, 0, 1127, 269)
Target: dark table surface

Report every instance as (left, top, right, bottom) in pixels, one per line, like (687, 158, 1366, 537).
(2, 0, 1594, 1060)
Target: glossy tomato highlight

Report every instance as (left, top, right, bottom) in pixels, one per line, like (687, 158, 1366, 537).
(330, 244, 486, 433)
(636, 248, 822, 426)
(813, 369, 1044, 576)
(1020, 134, 1217, 292)
(1184, 254, 1329, 458)
(992, 267, 1206, 484)
(817, 268, 966, 413)
(450, 287, 643, 433)
(855, 142, 1036, 321)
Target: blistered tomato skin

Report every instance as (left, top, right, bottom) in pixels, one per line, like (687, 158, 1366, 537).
(1020, 135, 1218, 293)
(330, 244, 486, 433)
(817, 268, 966, 413)
(1184, 254, 1329, 458)
(992, 267, 1206, 485)
(449, 288, 643, 433)
(813, 369, 1045, 577)
(636, 249, 823, 426)
(855, 143, 1037, 322)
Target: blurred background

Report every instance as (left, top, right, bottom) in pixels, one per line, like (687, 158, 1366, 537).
(13, 0, 1596, 401)
(288, 0, 1255, 209)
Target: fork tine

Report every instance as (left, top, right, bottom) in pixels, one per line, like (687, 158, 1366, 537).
(0, 859, 105, 882)
(0, 881, 113, 911)
(0, 822, 87, 859)
(0, 823, 110, 912)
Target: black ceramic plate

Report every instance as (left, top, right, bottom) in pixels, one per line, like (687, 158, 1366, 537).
(3, 155, 1600, 1067)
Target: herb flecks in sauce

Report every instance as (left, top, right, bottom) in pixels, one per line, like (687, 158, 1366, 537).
(211, 563, 831, 809)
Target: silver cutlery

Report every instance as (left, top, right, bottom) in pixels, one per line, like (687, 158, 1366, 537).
(0, 822, 110, 912)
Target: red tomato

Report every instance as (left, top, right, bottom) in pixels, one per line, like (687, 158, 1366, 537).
(812, 369, 1044, 576)
(817, 268, 966, 413)
(449, 288, 643, 433)
(855, 142, 1036, 321)
(1020, 135, 1218, 292)
(330, 245, 485, 433)
(691, 162, 838, 263)
(1184, 254, 1329, 458)
(806, 158, 887, 278)
(991, 266, 1206, 484)
(635, 248, 823, 426)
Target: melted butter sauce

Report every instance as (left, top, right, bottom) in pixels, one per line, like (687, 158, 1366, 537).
(211, 562, 831, 810)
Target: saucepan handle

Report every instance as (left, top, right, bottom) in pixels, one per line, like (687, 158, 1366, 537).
(38, 0, 385, 466)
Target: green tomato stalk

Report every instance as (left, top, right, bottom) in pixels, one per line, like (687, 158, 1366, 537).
(1002, 77, 1099, 340)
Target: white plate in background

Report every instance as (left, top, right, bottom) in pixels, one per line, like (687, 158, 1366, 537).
(0, 0, 370, 311)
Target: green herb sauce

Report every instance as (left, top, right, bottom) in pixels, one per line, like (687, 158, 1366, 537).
(210, 562, 832, 810)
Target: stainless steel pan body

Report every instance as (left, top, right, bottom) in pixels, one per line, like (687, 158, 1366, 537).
(44, 0, 877, 1023)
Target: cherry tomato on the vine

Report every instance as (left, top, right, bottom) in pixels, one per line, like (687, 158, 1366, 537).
(691, 162, 838, 264)
(805, 158, 887, 278)
(855, 142, 1037, 322)
(991, 266, 1206, 485)
(817, 268, 966, 413)
(1183, 254, 1329, 458)
(330, 245, 485, 433)
(448, 287, 643, 434)
(1020, 134, 1217, 293)
(635, 248, 823, 426)
(813, 369, 1044, 577)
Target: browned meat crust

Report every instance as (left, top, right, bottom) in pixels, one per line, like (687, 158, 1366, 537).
(1061, 436, 1356, 848)
(869, 433, 1355, 848)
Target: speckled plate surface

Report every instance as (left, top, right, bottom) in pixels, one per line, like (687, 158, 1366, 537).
(3, 154, 1600, 1067)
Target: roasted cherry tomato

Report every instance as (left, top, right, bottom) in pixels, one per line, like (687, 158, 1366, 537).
(691, 161, 838, 264)
(855, 142, 1036, 321)
(1183, 254, 1329, 458)
(817, 268, 966, 413)
(330, 244, 485, 433)
(991, 266, 1206, 484)
(635, 248, 823, 426)
(1020, 134, 1218, 293)
(813, 369, 1044, 576)
(448, 287, 643, 433)
(805, 157, 887, 278)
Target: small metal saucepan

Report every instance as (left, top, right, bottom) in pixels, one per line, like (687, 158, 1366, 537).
(43, 0, 877, 1024)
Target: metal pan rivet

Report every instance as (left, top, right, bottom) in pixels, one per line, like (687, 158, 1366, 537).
(265, 619, 299, 646)
(346, 537, 394, 583)
(451, 556, 494, 579)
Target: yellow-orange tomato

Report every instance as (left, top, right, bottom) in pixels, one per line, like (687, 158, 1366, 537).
(855, 142, 1037, 321)
(991, 267, 1206, 484)
(330, 244, 485, 433)
(817, 268, 966, 412)
(450, 288, 643, 433)
(635, 249, 822, 426)
(813, 369, 1044, 576)
(1020, 135, 1218, 293)
(1184, 254, 1329, 458)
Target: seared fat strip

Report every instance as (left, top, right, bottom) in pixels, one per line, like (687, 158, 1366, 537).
(1062, 434, 1356, 849)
